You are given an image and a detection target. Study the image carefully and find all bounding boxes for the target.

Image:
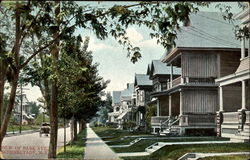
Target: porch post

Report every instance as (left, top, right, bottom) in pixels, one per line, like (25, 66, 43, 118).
(219, 86, 223, 111)
(241, 36, 245, 59)
(180, 91, 183, 115)
(157, 99, 160, 116)
(241, 80, 246, 110)
(169, 95, 172, 116)
(170, 64, 173, 87)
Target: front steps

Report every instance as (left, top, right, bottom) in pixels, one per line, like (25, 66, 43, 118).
(145, 142, 166, 153)
(221, 124, 250, 142)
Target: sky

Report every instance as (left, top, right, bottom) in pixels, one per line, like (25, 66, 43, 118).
(21, 2, 242, 102)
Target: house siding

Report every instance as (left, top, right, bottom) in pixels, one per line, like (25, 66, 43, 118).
(182, 53, 217, 78)
(182, 89, 218, 114)
(220, 52, 241, 77)
(223, 85, 242, 112)
(159, 95, 169, 116)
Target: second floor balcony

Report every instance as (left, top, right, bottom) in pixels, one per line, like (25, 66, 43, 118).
(167, 76, 216, 90)
(151, 76, 216, 95)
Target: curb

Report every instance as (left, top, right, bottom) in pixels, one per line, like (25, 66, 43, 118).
(6, 130, 39, 137)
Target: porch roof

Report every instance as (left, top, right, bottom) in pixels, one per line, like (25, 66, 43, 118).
(162, 11, 243, 63)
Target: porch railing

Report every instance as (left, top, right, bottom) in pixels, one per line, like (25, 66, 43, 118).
(223, 112, 239, 124)
(181, 114, 216, 126)
(167, 76, 215, 90)
(172, 76, 182, 88)
(151, 116, 169, 125)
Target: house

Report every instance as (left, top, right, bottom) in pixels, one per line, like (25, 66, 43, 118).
(117, 83, 134, 129)
(107, 91, 121, 125)
(13, 94, 34, 125)
(159, 11, 241, 135)
(147, 60, 181, 134)
(133, 73, 153, 129)
(108, 83, 134, 129)
(215, 3, 250, 142)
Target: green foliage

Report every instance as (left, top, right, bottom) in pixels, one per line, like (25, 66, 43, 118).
(145, 104, 156, 130)
(123, 143, 250, 160)
(96, 92, 113, 123)
(123, 120, 136, 130)
(57, 128, 87, 159)
(34, 113, 49, 126)
(29, 101, 40, 117)
(57, 35, 108, 122)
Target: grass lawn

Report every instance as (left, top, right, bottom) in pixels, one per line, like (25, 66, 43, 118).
(56, 128, 87, 159)
(7, 125, 40, 132)
(122, 143, 250, 160)
(92, 126, 150, 142)
(112, 137, 229, 153)
(200, 154, 250, 160)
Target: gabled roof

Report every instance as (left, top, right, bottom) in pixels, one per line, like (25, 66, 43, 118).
(134, 74, 152, 87)
(162, 11, 245, 63)
(121, 83, 134, 97)
(149, 60, 181, 77)
(112, 91, 121, 104)
(146, 64, 151, 75)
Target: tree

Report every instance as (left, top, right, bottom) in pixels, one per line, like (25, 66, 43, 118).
(145, 104, 157, 132)
(1, 1, 248, 158)
(29, 101, 40, 118)
(96, 92, 113, 123)
(57, 35, 109, 140)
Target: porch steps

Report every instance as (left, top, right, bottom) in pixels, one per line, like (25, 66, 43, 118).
(145, 142, 166, 153)
(129, 138, 142, 145)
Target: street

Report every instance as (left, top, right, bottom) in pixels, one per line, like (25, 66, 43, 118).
(2, 127, 75, 159)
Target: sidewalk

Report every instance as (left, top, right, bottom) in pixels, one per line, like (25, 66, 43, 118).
(84, 124, 121, 160)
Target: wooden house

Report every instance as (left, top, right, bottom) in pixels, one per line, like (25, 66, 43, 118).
(13, 94, 34, 125)
(134, 74, 153, 129)
(108, 83, 134, 129)
(215, 3, 250, 142)
(147, 60, 181, 134)
(160, 11, 241, 135)
(107, 91, 121, 124)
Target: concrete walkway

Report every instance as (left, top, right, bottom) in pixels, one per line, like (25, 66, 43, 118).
(84, 124, 121, 160)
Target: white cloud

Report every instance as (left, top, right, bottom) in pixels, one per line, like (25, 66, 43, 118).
(86, 36, 114, 52)
(125, 27, 144, 44)
(139, 38, 160, 49)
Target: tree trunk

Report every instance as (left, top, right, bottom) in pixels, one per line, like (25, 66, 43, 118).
(79, 120, 83, 131)
(0, 61, 6, 149)
(0, 73, 19, 151)
(70, 116, 74, 142)
(48, 2, 60, 158)
(0, 2, 21, 152)
(73, 119, 77, 140)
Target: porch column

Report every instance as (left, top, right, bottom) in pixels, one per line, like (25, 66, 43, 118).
(242, 80, 246, 110)
(219, 86, 223, 111)
(180, 91, 183, 115)
(241, 36, 245, 59)
(170, 64, 173, 87)
(157, 99, 160, 116)
(169, 95, 172, 116)
(248, 37, 250, 56)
